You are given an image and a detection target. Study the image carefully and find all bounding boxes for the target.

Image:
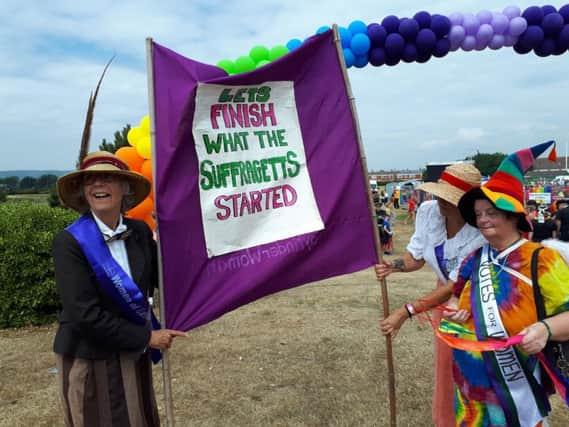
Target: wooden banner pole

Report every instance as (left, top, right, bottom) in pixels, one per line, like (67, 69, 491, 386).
(145, 37, 176, 427)
(331, 25, 397, 427)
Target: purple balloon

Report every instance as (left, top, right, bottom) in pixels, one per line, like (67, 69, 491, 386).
(414, 11, 432, 29)
(503, 5, 522, 20)
(522, 6, 544, 26)
(461, 35, 477, 51)
(488, 34, 506, 49)
(542, 5, 557, 15)
(401, 43, 418, 62)
(430, 14, 451, 37)
(518, 25, 545, 49)
(368, 23, 387, 47)
(513, 43, 532, 54)
(369, 48, 386, 66)
(382, 15, 400, 34)
(384, 33, 405, 58)
(449, 12, 464, 26)
(542, 13, 565, 36)
(558, 24, 569, 49)
(416, 52, 431, 63)
(491, 13, 509, 34)
(477, 23, 494, 43)
(399, 18, 420, 41)
(449, 25, 466, 44)
(560, 5, 569, 24)
(385, 56, 401, 66)
(508, 17, 528, 37)
(504, 34, 518, 47)
(463, 13, 480, 35)
(477, 10, 493, 24)
(535, 38, 556, 56)
(433, 38, 451, 57)
(416, 28, 437, 53)
(475, 39, 488, 50)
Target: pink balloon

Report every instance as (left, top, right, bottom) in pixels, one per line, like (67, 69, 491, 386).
(491, 13, 509, 34)
(508, 16, 528, 37)
(488, 34, 505, 49)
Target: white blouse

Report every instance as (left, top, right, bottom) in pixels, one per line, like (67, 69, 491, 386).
(406, 200, 486, 282)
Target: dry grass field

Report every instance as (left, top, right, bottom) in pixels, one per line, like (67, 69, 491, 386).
(1, 212, 568, 426)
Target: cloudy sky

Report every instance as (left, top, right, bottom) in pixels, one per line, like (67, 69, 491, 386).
(1, 0, 568, 171)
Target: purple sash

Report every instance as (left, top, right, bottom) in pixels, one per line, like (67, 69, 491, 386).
(67, 214, 162, 363)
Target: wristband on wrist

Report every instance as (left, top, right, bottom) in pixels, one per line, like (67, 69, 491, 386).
(539, 320, 552, 342)
(404, 303, 416, 319)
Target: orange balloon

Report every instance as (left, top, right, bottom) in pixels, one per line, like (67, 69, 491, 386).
(126, 196, 153, 219)
(140, 159, 153, 183)
(116, 146, 144, 172)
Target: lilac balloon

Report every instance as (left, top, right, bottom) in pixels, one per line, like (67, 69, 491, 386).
(382, 15, 400, 34)
(508, 17, 528, 37)
(401, 43, 418, 62)
(488, 34, 506, 49)
(477, 10, 493, 24)
(448, 12, 464, 26)
(369, 48, 386, 66)
(491, 13, 509, 34)
(368, 23, 387, 47)
(475, 38, 488, 51)
(399, 18, 420, 41)
(414, 11, 432, 29)
(433, 38, 451, 57)
(449, 38, 462, 51)
(503, 5, 522, 20)
(522, 6, 544, 26)
(542, 13, 565, 36)
(542, 5, 557, 15)
(384, 33, 405, 58)
(449, 25, 466, 44)
(461, 35, 477, 51)
(477, 23, 494, 43)
(463, 13, 480, 35)
(560, 5, 569, 24)
(504, 34, 518, 47)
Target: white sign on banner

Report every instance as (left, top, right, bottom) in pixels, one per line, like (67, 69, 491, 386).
(192, 82, 324, 257)
(528, 192, 552, 204)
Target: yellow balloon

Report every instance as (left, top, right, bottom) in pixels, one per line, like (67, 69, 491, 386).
(139, 115, 151, 134)
(127, 127, 143, 147)
(136, 136, 152, 159)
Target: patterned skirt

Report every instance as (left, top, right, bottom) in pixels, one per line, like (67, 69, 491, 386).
(55, 352, 160, 427)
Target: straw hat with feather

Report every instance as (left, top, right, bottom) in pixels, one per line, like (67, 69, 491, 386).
(416, 163, 481, 206)
(55, 57, 151, 213)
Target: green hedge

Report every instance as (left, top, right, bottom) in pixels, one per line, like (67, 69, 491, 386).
(0, 202, 77, 327)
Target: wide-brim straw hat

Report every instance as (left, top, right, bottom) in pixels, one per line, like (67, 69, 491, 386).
(416, 163, 481, 206)
(57, 151, 150, 213)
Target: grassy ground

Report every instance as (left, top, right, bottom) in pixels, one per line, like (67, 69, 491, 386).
(6, 194, 49, 204)
(1, 210, 568, 426)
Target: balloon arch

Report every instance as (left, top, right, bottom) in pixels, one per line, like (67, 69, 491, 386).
(119, 4, 569, 227)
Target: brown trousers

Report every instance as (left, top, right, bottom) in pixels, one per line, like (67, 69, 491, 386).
(56, 353, 160, 427)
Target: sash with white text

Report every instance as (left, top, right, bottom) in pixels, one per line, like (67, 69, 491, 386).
(470, 244, 548, 427)
(67, 214, 162, 363)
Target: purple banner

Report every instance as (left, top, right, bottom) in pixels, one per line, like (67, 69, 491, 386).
(151, 31, 377, 331)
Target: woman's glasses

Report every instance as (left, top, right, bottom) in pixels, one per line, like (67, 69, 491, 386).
(83, 173, 119, 185)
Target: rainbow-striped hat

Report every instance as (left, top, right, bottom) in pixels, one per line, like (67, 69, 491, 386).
(458, 140, 557, 231)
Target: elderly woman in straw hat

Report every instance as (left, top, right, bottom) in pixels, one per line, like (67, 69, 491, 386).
(52, 61, 185, 426)
(375, 162, 485, 427)
(444, 141, 569, 426)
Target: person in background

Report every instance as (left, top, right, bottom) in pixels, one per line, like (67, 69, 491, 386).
(378, 212, 393, 255)
(447, 141, 569, 426)
(529, 207, 557, 242)
(406, 193, 417, 224)
(392, 186, 400, 209)
(376, 163, 485, 427)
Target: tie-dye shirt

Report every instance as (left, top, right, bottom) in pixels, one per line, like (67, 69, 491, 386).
(452, 240, 569, 426)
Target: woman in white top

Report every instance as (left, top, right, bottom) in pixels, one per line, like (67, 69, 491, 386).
(375, 163, 485, 427)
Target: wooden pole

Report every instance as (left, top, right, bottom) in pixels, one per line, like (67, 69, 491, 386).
(331, 25, 397, 427)
(145, 37, 176, 427)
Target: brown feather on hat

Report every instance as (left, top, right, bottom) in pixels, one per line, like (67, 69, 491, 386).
(416, 163, 481, 206)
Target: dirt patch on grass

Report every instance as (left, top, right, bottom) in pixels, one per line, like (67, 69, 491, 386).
(1, 209, 568, 426)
